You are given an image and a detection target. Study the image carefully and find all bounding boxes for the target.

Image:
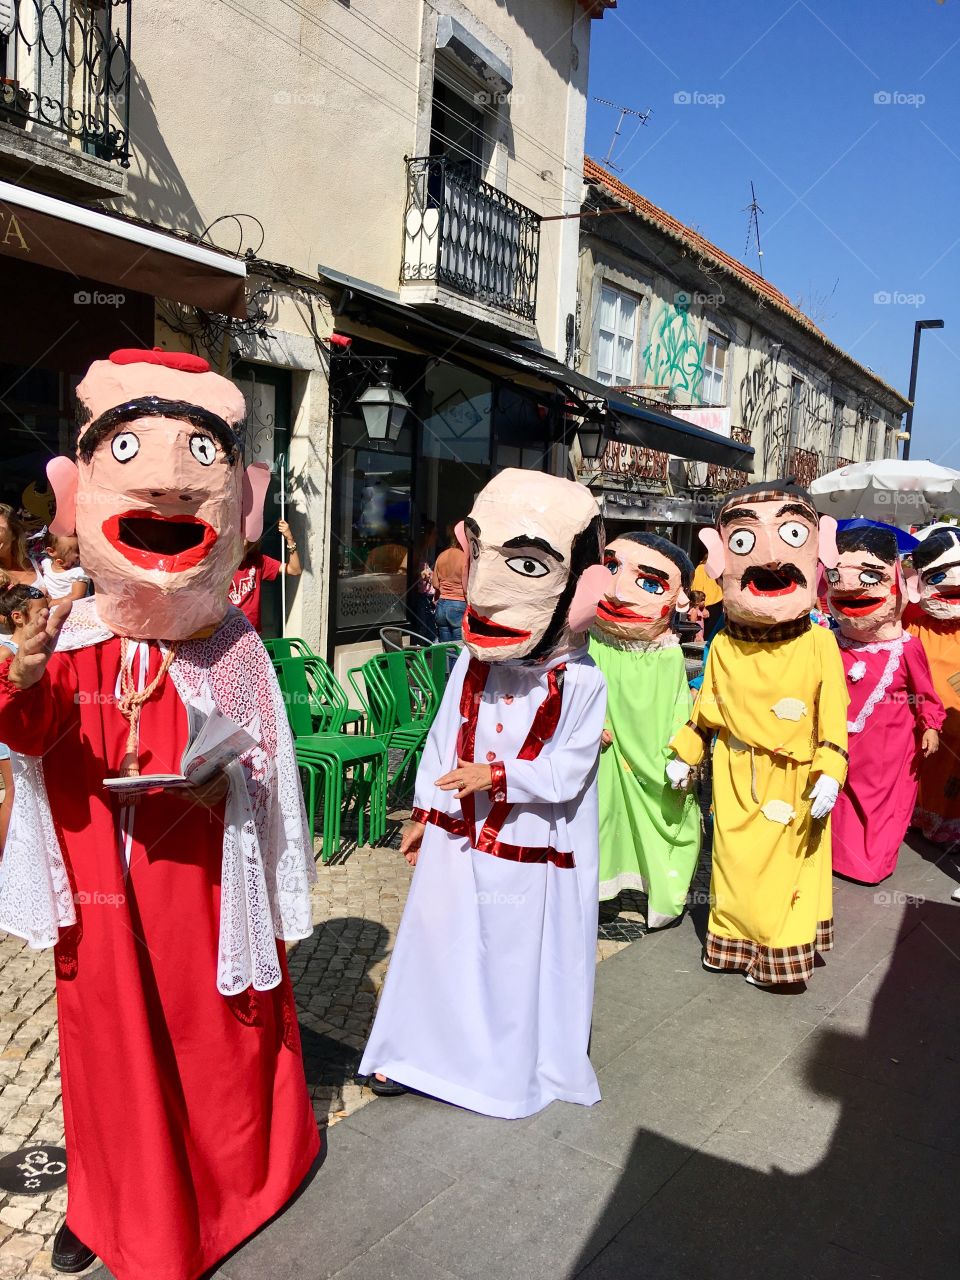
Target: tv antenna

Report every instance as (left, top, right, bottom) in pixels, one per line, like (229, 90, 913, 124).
(743, 180, 765, 277)
(593, 97, 652, 171)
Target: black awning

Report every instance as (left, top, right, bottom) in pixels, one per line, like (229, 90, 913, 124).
(316, 265, 754, 472)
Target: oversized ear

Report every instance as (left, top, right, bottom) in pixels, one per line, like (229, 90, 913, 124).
(675, 587, 690, 613)
(241, 462, 272, 542)
(900, 561, 921, 604)
(699, 527, 724, 579)
(46, 457, 79, 536)
(454, 520, 471, 595)
(568, 563, 611, 633)
(818, 516, 839, 569)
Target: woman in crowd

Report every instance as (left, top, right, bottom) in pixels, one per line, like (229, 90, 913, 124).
(0, 581, 49, 852)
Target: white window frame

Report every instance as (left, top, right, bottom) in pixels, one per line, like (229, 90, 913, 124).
(594, 282, 641, 388)
(701, 331, 729, 405)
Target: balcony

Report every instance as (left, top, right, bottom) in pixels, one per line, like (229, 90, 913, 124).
(705, 426, 753, 491)
(401, 154, 540, 330)
(0, 1, 131, 196)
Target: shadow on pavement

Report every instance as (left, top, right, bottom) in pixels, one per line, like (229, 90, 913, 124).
(571, 899, 960, 1279)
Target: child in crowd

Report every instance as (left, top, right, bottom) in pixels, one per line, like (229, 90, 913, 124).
(41, 533, 90, 601)
(686, 590, 708, 642)
(0, 582, 50, 852)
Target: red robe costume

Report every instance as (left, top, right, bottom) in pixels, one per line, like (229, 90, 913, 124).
(0, 631, 319, 1280)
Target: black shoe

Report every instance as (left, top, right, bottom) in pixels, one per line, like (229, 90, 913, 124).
(368, 1074, 408, 1097)
(52, 1222, 96, 1274)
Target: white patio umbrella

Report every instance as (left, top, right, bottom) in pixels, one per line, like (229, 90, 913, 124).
(809, 459, 960, 528)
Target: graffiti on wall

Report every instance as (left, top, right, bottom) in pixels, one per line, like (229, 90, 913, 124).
(738, 353, 834, 478)
(642, 299, 706, 403)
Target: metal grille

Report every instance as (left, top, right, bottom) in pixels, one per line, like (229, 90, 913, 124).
(402, 154, 540, 322)
(704, 425, 753, 491)
(0, 1, 131, 166)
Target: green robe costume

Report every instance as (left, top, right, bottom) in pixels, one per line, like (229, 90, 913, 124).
(589, 631, 701, 926)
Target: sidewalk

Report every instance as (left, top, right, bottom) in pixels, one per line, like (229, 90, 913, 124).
(213, 836, 960, 1280)
(0, 834, 632, 1280)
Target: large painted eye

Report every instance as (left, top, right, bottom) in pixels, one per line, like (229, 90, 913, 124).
(505, 556, 549, 579)
(189, 434, 217, 466)
(859, 570, 883, 587)
(637, 575, 665, 595)
(927, 570, 947, 586)
(728, 529, 756, 555)
(111, 431, 140, 463)
(778, 521, 809, 548)
(825, 568, 840, 585)
(603, 553, 619, 575)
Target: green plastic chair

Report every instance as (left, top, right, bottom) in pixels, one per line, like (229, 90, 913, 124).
(348, 651, 438, 801)
(416, 643, 462, 703)
(274, 659, 388, 861)
(264, 637, 365, 734)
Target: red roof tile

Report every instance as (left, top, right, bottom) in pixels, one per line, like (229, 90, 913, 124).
(583, 157, 909, 409)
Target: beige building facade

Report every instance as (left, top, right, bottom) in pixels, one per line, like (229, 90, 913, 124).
(1, 0, 624, 661)
(576, 159, 911, 550)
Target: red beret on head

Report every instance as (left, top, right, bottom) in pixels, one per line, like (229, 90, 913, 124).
(109, 347, 211, 374)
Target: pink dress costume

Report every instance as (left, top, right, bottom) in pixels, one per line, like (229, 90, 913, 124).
(832, 634, 943, 882)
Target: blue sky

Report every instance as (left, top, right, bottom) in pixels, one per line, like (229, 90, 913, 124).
(585, 0, 959, 463)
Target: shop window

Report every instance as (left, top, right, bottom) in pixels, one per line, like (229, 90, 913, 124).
(595, 283, 639, 387)
(701, 332, 728, 404)
(334, 414, 414, 635)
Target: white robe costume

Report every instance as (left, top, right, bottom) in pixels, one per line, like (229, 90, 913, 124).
(359, 645, 607, 1119)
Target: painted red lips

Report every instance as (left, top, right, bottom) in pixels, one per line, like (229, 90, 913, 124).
(830, 596, 886, 617)
(462, 608, 531, 649)
(596, 599, 664, 624)
(102, 510, 217, 572)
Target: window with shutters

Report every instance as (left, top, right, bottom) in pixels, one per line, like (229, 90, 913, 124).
(594, 283, 640, 387)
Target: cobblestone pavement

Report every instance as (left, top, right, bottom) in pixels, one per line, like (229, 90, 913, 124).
(0, 826, 639, 1280)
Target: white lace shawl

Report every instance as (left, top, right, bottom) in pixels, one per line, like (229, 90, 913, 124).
(839, 632, 911, 735)
(0, 607, 315, 995)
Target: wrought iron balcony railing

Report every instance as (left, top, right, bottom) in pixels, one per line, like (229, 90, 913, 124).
(0, 1, 131, 166)
(402, 154, 540, 322)
(705, 425, 753, 492)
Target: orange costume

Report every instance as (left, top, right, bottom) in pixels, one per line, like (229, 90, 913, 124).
(908, 614, 960, 843)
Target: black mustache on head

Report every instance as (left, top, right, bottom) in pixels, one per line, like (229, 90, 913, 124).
(740, 563, 807, 591)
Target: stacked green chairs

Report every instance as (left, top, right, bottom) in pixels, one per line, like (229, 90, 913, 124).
(264, 636, 365, 735)
(416, 642, 461, 703)
(273, 657, 387, 862)
(348, 650, 438, 801)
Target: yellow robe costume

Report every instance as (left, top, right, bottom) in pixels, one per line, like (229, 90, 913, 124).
(670, 618, 849, 983)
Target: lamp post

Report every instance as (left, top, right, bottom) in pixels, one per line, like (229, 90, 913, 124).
(902, 319, 944, 461)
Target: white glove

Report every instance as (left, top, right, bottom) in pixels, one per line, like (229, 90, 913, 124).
(809, 774, 840, 820)
(666, 758, 692, 790)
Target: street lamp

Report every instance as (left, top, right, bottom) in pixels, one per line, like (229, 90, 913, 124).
(357, 369, 410, 443)
(577, 407, 609, 462)
(902, 319, 944, 460)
